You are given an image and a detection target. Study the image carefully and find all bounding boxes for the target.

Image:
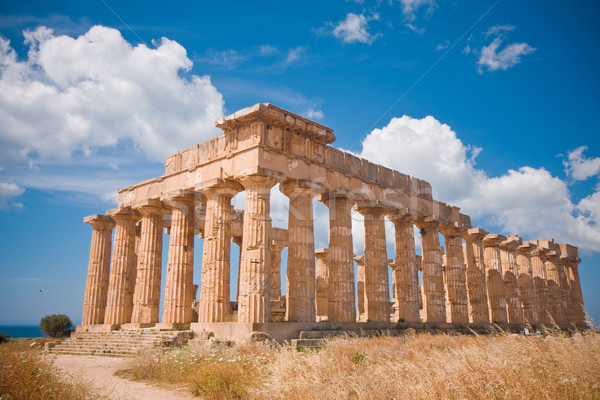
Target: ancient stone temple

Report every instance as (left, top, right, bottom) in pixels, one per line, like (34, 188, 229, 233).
(79, 103, 587, 341)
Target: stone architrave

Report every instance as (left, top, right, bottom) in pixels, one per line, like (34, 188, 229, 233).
(82, 214, 115, 326)
(356, 203, 390, 323)
(530, 247, 551, 325)
(388, 214, 420, 323)
(500, 236, 524, 325)
(161, 191, 196, 324)
(355, 255, 366, 318)
(104, 207, 141, 325)
(321, 191, 356, 322)
(130, 200, 168, 325)
(515, 243, 539, 325)
(482, 234, 508, 324)
(415, 218, 446, 323)
(463, 228, 490, 324)
(315, 248, 330, 319)
(281, 180, 321, 322)
(237, 175, 277, 323)
(197, 179, 243, 323)
(439, 225, 469, 325)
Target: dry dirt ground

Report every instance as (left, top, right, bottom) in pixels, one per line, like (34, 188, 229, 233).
(51, 354, 196, 400)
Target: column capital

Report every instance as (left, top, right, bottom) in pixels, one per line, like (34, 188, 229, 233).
(387, 210, 412, 223)
(438, 223, 467, 237)
(160, 190, 197, 207)
(353, 254, 364, 265)
(516, 242, 536, 255)
(280, 179, 325, 197)
(315, 248, 329, 259)
(107, 207, 141, 222)
(195, 178, 244, 198)
(132, 199, 169, 216)
(530, 247, 549, 259)
(482, 233, 507, 247)
(547, 250, 561, 262)
(413, 215, 440, 230)
(354, 200, 394, 217)
(316, 189, 351, 207)
(463, 227, 489, 242)
(500, 235, 522, 251)
(84, 214, 115, 230)
(238, 174, 278, 190)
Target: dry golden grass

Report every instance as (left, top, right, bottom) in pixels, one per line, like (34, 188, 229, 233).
(0, 339, 107, 400)
(121, 330, 600, 400)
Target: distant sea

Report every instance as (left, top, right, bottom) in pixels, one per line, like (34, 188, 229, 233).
(0, 325, 44, 338)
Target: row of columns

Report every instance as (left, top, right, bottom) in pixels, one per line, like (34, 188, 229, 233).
(83, 174, 586, 328)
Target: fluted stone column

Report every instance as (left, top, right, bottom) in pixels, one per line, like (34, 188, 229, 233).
(355, 255, 366, 318)
(281, 180, 320, 322)
(545, 250, 564, 325)
(415, 219, 446, 323)
(516, 243, 539, 325)
(356, 203, 390, 322)
(530, 247, 551, 325)
(556, 254, 573, 325)
(565, 256, 585, 327)
(238, 175, 277, 323)
(104, 207, 141, 325)
(162, 191, 196, 325)
(463, 228, 490, 324)
(388, 214, 420, 323)
(197, 180, 242, 323)
(439, 226, 469, 324)
(500, 236, 524, 325)
(130, 200, 168, 325)
(322, 192, 356, 322)
(82, 214, 115, 326)
(483, 234, 508, 324)
(315, 248, 329, 319)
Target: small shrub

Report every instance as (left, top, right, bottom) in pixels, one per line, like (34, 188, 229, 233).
(0, 332, 10, 343)
(350, 352, 366, 363)
(39, 314, 72, 338)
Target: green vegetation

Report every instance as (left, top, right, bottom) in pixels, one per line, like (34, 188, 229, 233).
(39, 314, 72, 338)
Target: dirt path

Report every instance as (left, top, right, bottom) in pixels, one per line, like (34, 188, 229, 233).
(51, 354, 196, 400)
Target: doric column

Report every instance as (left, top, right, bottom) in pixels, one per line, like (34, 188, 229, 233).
(516, 243, 539, 325)
(565, 256, 585, 327)
(104, 207, 141, 325)
(315, 248, 329, 319)
(388, 214, 420, 322)
(161, 191, 196, 324)
(237, 175, 277, 323)
(355, 255, 366, 318)
(545, 250, 564, 325)
(130, 200, 168, 325)
(320, 191, 356, 322)
(530, 247, 551, 325)
(281, 180, 321, 322)
(556, 253, 573, 325)
(482, 234, 508, 324)
(356, 203, 390, 322)
(439, 225, 469, 325)
(82, 214, 115, 325)
(415, 218, 446, 323)
(463, 228, 490, 324)
(500, 236, 524, 325)
(196, 179, 242, 323)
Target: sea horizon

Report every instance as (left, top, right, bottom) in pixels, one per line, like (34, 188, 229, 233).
(0, 325, 45, 338)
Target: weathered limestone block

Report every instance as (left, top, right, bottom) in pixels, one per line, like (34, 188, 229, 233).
(162, 191, 196, 324)
(415, 219, 446, 323)
(197, 180, 243, 323)
(104, 207, 141, 325)
(356, 203, 390, 323)
(388, 214, 420, 323)
(545, 250, 565, 325)
(500, 236, 524, 325)
(321, 192, 356, 322)
(530, 247, 551, 325)
(463, 228, 490, 324)
(315, 248, 329, 318)
(559, 243, 585, 327)
(238, 175, 277, 323)
(515, 243, 540, 325)
(483, 234, 508, 324)
(82, 214, 115, 325)
(131, 200, 168, 324)
(355, 255, 366, 318)
(281, 180, 321, 322)
(439, 225, 469, 325)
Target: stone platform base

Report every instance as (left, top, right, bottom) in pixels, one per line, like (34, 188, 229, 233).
(76, 324, 118, 333)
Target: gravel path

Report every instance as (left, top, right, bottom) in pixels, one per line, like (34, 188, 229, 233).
(51, 354, 196, 400)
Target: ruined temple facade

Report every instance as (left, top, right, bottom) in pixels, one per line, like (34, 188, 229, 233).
(79, 104, 586, 339)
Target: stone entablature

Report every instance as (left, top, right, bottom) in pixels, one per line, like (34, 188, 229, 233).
(80, 103, 587, 338)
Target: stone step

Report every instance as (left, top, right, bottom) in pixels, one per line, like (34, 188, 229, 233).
(298, 329, 401, 339)
(290, 338, 326, 349)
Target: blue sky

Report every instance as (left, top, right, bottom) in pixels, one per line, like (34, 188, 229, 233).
(1, 0, 599, 325)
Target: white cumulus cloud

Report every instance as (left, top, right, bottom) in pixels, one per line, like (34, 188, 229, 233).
(304, 109, 325, 120)
(0, 182, 25, 209)
(398, 0, 436, 21)
(477, 37, 536, 73)
(331, 13, 379, 44)
(564, 146, 600, 181)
